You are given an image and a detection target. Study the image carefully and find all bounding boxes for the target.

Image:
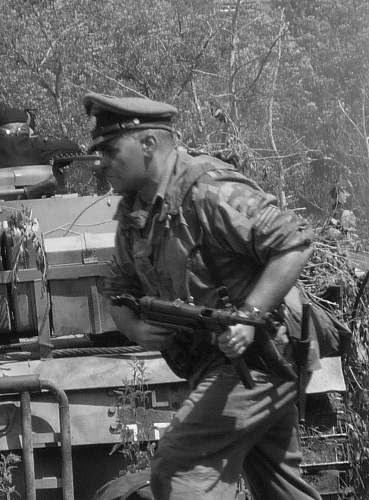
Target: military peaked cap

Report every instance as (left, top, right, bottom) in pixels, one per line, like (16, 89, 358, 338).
(0, 103, 27, 126)
(83, 92, 177, 153)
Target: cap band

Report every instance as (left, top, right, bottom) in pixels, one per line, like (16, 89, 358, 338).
(88, 122, 175, 153)
(92, 119, 174, 139)
(83, 92, 178, 153)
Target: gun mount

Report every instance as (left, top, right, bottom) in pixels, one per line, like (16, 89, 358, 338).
(0, 154, 102, 200)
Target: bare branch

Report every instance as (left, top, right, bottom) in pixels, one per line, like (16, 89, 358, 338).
(124, 71, 155, 97)
(228, 0, 242, 124)
(253, 153, 308, 160)
(39, 43, 57, 69)
(193, 69, 220, 78)
(176, 7, 183, 37)
(63, 77, 93, 93)
(29, 2, 53, 47)
(361, 88, 369, 162)
(39, 22, 86, 68)
(229, 55, 263, 83)
(88, 65, 148, 98)
(267, 10, 287, 209)
(338, 99, 365, 140)
(297, 191, 327, 214)
(190, 79, 205, 131)
(175, 23, 214, 98)
(240, 26, 288, 98)
(54, 58, 63, 97)
(11, 39, 56, 98)
(210, 93, 233, 98)
(53, 57, 68, 136)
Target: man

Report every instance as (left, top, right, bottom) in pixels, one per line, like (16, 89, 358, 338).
(83, 92, 322, 500)
(0, 103, 81, 168)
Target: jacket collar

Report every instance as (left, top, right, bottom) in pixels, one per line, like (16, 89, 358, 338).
(114, 147, 186, 229)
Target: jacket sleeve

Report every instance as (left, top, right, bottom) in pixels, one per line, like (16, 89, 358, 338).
(193, 177, 313, 265)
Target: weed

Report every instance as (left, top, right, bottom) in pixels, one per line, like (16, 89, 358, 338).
(109, 358, 156, 475)
(0, 453, 21, 499)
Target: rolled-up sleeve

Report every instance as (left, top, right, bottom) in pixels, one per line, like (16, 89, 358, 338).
(194, 178, 313, 265)
(103, 223, 143, 297)
(252, 204, 313, 262)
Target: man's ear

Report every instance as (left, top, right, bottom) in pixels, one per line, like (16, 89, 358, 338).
(141, 134, 157, 158)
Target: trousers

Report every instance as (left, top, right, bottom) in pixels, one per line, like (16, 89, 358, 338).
(150, 364, 322, 500)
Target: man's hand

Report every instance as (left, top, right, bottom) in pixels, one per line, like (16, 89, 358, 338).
(110, 304, 174, 351)
(134, 321, 175, 351)
(218, 324, 255, 358)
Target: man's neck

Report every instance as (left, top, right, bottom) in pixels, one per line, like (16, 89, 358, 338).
(137, 147, 177, 206)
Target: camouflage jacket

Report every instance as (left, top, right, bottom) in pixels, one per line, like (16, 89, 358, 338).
(106, 149, 314, 380)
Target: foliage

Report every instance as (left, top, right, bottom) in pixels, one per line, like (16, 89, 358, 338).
(4, 206, 46, 290)
(109, 358, 156, 475)
(0, 0, 368, 228)
(299, 204, 369, 498)
(0, 453, 21, 499)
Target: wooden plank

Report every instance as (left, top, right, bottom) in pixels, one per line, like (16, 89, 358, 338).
(35, 477, 62, 490)
(32, 432, 60, 447)
(0, 284, 11, 334)
(89, 278, 103, 334)
(12, 282, 37, 335)
(49, 279, 93, 336)
(301, 461, 350, 472)
(33, 280, 52, 359)
(0, 262, 111, 284)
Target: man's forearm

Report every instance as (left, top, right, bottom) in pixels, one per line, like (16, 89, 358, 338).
(110, 303, 175, 351)
(242, 246, 312, 314)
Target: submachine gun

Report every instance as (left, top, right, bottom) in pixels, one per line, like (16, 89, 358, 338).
(112, 294, 298, 390)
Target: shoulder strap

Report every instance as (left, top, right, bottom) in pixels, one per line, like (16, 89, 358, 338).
(198, 231, 231, 307)
(166, 151, 262, 216)
(174, 161, 232, 306)
(168, 162, 219, 214)
(171, 167, 262, 213)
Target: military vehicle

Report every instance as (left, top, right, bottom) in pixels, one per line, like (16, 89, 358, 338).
(0, 159, 190, 500)
(0, 160, 351, 499)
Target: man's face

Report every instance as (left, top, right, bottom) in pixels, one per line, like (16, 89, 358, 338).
(100, 132, 147, 195)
